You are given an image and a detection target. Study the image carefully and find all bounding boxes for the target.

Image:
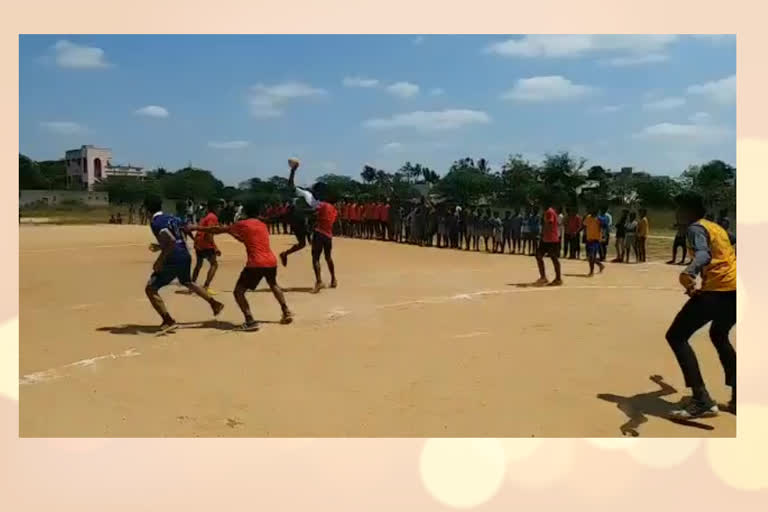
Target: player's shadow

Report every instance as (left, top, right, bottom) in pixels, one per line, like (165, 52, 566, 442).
(96, 319, 282, 336)
(563, 273, 592, 278)
(253, 286, 315, 294)
(597, 375, 715, 437)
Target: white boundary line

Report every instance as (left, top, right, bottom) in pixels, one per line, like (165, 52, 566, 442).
(20, 348, 140, 386)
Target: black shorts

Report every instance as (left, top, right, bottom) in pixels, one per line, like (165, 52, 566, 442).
(537, 241, 560, 258)
(236, 266, 277, 290)
(195, 248, 217, 261)
(292, 224, 308, 244)
(311, 231, 332, 258)
(148, 259, 192, 290)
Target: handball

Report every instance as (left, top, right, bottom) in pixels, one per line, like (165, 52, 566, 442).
(288, 157, 300, 170)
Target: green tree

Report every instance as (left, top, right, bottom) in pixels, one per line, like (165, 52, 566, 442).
(161, 167, 224, 200)
(19, 154, 48, 189)
(437, 158, 497, 206)
(498, 154, 539, 207)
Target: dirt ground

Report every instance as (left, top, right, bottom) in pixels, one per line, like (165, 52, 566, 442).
(19, 225, 735, 437)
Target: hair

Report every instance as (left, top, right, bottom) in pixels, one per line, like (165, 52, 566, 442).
(207, 199, 219, 211)
(313, 181, 330, 202)
(639, 208, 647, 216)
(144, 195, 163, 214)
(674, 192, 706, 219)
(243, 198, 262, 218)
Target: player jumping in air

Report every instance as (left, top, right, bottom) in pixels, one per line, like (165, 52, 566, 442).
(665, 192, 737, 419)
(144, 196, 224, 333)
(287, 158, 339, 293)
(191, 199, 222, 294)
(279, 194, 312, 267)
(191, 198, 293, 331)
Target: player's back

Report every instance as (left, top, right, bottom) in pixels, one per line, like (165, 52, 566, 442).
(150, 213, 189, 262)
(230, 218, 276, 268)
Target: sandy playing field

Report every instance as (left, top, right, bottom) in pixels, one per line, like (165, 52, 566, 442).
(19, 225, 735, 437)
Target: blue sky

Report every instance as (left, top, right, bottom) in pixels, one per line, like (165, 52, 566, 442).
(19, 35, 735, 186)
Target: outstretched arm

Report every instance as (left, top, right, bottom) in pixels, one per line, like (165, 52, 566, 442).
(190, 225, 230, 235)
(649, 374, 677, 396)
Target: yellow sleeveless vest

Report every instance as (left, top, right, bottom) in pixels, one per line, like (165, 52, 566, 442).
(687, 218, 736, 292)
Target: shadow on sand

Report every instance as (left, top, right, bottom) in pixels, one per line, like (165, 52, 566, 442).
(597, 375, 715, 436)
(96, 319, 282, 336)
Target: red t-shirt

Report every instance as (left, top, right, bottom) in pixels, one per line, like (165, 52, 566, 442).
(364, 203, 374, 220)
(195, 212, 218, 250)
(355, 205, 363, 221)
(542, 207, 560, 243)
(381, 204, 391, 222)
(315, 202, 338, 238)
(566, 214, 582, 235)
(228, 218, 277, 268)
(341, 204, 349, 220)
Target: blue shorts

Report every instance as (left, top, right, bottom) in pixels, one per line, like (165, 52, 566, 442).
(586, 241, 601, 256)
(148, 259, 192, 289)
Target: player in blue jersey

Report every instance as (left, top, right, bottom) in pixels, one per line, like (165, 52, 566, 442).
(145, 196, 224, 333)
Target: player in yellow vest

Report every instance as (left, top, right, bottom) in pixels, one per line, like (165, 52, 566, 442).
(665, 192, 736, 419)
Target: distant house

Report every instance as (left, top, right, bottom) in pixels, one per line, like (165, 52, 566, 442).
(65, 145, 146, 190)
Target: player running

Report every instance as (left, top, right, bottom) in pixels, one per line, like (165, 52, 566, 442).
(191, 198, 293, 331)
(191, 199, 222, 294)
(287, 158, 338, 293)
(144, 196, 224, 333)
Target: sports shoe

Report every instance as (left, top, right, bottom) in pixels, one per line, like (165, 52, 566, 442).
(206, 287, 218, 296)
(158, 320, 178, 335)
(547, 278, 563, 287)
(210, 300, 224, 317)
(313, 282, 326, 294)
(280, 311, 294, 325)
(534, 278, 549, 286)
(330, 279, 338, 289)
(235, 320, 260, 332)
(670, 399, 719, 419)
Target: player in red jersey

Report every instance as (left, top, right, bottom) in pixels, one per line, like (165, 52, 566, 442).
(191, 198, 293, 331)
(287, 158, 338, 293)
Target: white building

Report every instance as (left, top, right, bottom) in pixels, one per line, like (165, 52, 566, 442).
(65, 145, 146, 190)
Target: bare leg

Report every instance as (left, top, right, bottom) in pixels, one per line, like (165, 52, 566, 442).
(191, 258, 204, 283)
(233, 283, 256, 326)
(266, 278, 293, 324)
(145, 285, 172, 322)
(324, 245, 337, 287)
(186, 282, 224, 315)
(203, 257, 218, 289)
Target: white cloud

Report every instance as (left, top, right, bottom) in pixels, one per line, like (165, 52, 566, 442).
(248, 81, 327, 118)
(343, 76, 379, 88)
(633, 122, 730, 140)
(386, 81, 420, 98)
(501, 76, 594, 102)
(51, 40, 110, 69)
(430, 88, 445, 96)
(208, 140, 250, 149)
(596, 104, 624, 113)
(39, 121, 84, 134)
(485, 35, 677, 58)
(413, 36, 425, 45)
(363, 109, 491, 131)
(686, 74, 736, 105)
(134, 105, 169, 118)
(643, 97, 686, 110)
(603, 53, 669, 66)
(379, 142, 404, 152)
(689, 111, 711, 123)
